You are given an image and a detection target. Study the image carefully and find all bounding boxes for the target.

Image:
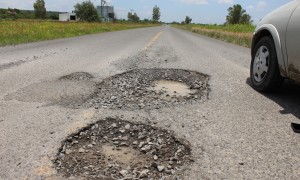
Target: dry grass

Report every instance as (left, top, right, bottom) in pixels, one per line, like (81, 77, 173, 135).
(174, 24, 255, 48)
(0, 20, 158, 46)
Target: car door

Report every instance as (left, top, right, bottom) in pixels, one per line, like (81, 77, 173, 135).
(286, 3, 300, 80)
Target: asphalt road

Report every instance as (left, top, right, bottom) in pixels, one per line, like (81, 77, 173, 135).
(1, 25, 300, 179)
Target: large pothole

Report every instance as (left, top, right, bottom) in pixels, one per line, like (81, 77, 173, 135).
(85, 69, 209, 110)
(54, 118, 192, 179)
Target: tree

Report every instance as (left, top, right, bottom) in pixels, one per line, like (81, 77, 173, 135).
(171, 21, 179, 24)
(127, 12, 131, 20)
(127, 12, 140, 22)
(240, 14, 251, 24)
(74, 0, 100, 22)
(185, 16, 192, 24)
(226, 4, 252, 24)
(132, 13, 140, 22)
(49, 14, 59, 20)
(33, 0, 46, 19)
(152, 5, 160, 22)
(13, 8, 21, 14)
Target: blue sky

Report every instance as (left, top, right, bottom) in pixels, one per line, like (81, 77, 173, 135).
(0, 0, 294, 24)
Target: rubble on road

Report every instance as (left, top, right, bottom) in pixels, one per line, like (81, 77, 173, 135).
(85, 68, 209, 110)
(54, 118, 193, 179)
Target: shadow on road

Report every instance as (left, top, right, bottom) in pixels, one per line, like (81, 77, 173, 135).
(246, 78, 300, 120)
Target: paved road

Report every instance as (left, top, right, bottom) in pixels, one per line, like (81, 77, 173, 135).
(1, 25, 300, 179)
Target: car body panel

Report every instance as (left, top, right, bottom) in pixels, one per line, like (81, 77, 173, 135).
(286, 4, 300, 81)
(254, 24, 287, 77)
(252, 0, 300, 79)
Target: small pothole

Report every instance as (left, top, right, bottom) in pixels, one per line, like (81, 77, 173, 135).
(54, 118, 192, 179)
(84, 68, 209, 110)
(59, 72, 94, 81)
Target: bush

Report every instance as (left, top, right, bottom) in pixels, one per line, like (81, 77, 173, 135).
(74, 0, 100, 22)
(49, 14, 59, 20)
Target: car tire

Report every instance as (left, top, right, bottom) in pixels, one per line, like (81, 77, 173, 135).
(250, 36, 284, 92)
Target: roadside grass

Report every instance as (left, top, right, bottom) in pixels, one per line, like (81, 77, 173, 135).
(173, 24, 255, 48)
(0, 20, 158, 46)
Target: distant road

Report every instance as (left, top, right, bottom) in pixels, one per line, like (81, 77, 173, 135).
(1, 25, 300, 179)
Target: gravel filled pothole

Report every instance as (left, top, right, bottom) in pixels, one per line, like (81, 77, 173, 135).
(59, 72, 94, 81)
(54, 118, 193, 179)
(84, 69, 209, 110)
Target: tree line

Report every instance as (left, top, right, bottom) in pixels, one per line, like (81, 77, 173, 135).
(74, 1, 161, 23)
(127, 5, 160, 23)
(1, 0, 251, 25)
(0, 0, 160, 23)
(73, 2, 250, 25)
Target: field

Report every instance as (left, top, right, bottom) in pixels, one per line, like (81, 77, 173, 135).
(0, 20, 158, 46)
(173, 24, 255, 48)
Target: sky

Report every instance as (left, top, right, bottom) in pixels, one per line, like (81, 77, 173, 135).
(0, 0, 294, 24)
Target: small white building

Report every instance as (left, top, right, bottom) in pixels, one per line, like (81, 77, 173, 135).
(59, 13, 77, 21)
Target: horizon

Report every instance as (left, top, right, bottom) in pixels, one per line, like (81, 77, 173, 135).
(0, 0, 294, 24)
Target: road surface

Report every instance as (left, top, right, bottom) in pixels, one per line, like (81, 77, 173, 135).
(1, 25, 300, 179)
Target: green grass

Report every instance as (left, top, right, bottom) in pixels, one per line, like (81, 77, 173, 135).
(0, 20, 158, 46)
(173, 24, 255, 48)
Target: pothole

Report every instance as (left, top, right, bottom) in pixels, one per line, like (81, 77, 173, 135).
(5, 81, 96, 106)
(59, 72, 94, 81)
(4, 72, 96, 107)
(54, 118, 192, 179)
(85, 68, 209, 110)
(150, 80, 197, 98)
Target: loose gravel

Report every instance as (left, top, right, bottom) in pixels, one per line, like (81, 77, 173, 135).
(84, 68, 209, 110)
(54, 118, 193, 179)
(59, 72, 94, 81)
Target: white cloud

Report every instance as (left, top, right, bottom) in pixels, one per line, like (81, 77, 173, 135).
(218, 0, 234, 4)
(179, 0, 208, 5)
(257, 1, 267, 11)
(247, 5, 254, 9)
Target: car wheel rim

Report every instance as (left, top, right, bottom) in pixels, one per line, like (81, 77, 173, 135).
(253, 45, 269, 83)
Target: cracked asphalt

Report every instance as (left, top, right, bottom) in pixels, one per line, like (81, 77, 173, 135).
(1, 25, 300, 179)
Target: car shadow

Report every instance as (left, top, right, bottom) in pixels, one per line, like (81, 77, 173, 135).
(246, 78, 300, 120)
